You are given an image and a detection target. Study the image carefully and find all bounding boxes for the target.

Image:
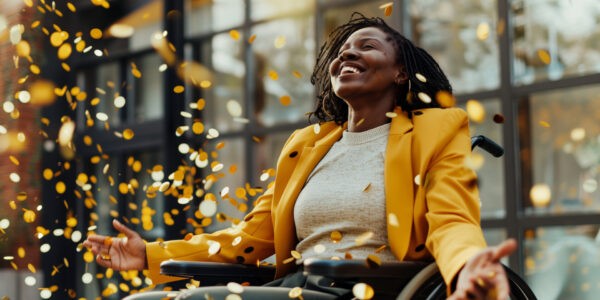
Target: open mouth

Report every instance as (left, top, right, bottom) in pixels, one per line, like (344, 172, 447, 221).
(340, 65, 363, 75)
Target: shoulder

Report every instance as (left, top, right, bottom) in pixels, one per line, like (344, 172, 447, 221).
(282, 121, 340, 149)
(410, 107, 471, 156)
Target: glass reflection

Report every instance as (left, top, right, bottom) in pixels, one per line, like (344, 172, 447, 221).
(524, 225, 600, 300)
(410, 0, 500, 93)
(251, 16, 315, 127)
(129, 54, 164, 122)
(185, 0, 244, 37)
(512, 0, 600, 85)
(460, 100, 505, 218)
(200, 33, 246, 133)
(519, 85, 600, 215)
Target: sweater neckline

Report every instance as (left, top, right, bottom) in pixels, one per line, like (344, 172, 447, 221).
(339, 122, 390, 145)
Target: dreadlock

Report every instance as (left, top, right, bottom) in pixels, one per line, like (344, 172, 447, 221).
(309, 12, 452, 125)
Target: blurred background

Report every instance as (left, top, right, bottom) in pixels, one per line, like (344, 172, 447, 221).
(0, 0, 599, 299)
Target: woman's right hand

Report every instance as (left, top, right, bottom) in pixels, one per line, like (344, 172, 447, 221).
(82, 219, 147, 271)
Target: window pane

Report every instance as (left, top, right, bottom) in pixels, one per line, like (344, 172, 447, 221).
(519, 85, 600, 215)
(511, 0, 600, 85)
(104, 1, 163, 53)
(185, 0, 244, 37)
(524, 225, 600, 299)
(200, 34, 246, 133)
(482, 228, 507, 264)
(250, 0, 314, 21)
(129, 54, 164, 122)
(459, 100, 506, 218)
(251, 16, 315, 127)
(203, 138, 247, 233)
(410, 0, 500, 93)
(94, 62, 122, 128)
(322, 1, 391, 43)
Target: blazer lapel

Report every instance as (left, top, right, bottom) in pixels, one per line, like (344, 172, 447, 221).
(385, 107, 415, 261)
(273, 124, 344, 277)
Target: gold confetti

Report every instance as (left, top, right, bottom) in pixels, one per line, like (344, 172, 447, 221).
(366, 254, 381, 268)
(466, 100, 485, 123)
(279, 95, 291, 106)
(227, 282, 244, 294)
(356, 231, 374, 246)
(538, 49, 551, 65)
(16, 40, 31, 57)
(539, 121, 550, 128)
(383, 4, 393, 17)
(57, 43, 72, 60)
(463, 153, 484, 171)
(291, 250, 302, 260)
(90, 28, 103, 39)
(268, 70, 278, 80)
(530, 184, 551, 207)
(330, 231, 342, 243)
(122, 129, 134, 140)
(9, 155, 19, 165)
(289, 287, 303, 298)
(56, 182, 66, 194)
(173, 85, 185, 93)
(385, 112, 397, 118)
(476, 22, 490, 40)
(30, 64, 41, 74)
(292, 71, 302, 78)
(23, 209, 36, 223)
(229, 30, 240, 40)
(131, 68, 142, 78)
(274, 35, 286, 48)
(415, 73, 427, 83)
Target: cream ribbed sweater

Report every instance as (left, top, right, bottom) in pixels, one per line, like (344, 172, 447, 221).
(293, 122, 397, 264)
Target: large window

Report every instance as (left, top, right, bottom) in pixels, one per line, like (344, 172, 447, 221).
(40, 0, 600, 299)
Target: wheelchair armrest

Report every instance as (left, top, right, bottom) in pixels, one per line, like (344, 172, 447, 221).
(160, 260, 276, 285)
(303, 259, 430, 280)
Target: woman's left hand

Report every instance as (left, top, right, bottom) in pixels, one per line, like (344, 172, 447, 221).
(448, 238, 517, 300)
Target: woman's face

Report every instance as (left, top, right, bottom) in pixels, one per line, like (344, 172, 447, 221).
(329, 27, 402, 101)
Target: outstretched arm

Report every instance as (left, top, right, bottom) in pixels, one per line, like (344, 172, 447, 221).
(83, 219, 147, 271)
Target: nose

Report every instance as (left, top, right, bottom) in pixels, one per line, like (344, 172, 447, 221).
(339, 48, 359, 61)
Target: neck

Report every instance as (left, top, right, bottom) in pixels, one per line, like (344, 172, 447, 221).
(345, 93, 396, 132)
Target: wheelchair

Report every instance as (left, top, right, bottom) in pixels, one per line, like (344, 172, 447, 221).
(124, 136, 537, 300)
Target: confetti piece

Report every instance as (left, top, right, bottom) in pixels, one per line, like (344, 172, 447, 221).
(173, 85, 185, 93)
(384, 5, 393, 17)
(538, 49, 551, 65)
(226, 99, 242, 117)
(289, 287, 303, 298)
(530, 184, 551, 207)
(279, 95, 291, 106)
(493, 114, 504, 123)
(355, 231, 373, 246)
(57, 43, 72, 60)
(330, 231, 342, 243)
(352, 283, 374, 300)
(466, 100, 485, 123)
(417, 92, 431, 104)
(227, 282, 244, 294)
(90, 28, 102, 39)
(248, 35, 256, 43)
(476, 22, 490, 40)
(268, 70, 278, 80)
(274, 35, 286, 48)
(229, 30, 240, 40)
(539, 121, 550, 128)
(385, 112, 397, 118)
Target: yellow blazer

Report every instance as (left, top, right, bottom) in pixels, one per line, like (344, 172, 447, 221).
(146, 106, 487, 289)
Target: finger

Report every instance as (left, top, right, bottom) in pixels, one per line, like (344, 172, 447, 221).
(464, 281, 486, 300)
(96, 254, 112, 268)
(86, 234, 110, 244)
(113, 219, 137, 239)
(492, 238, 517, 261)
(491, 267, 511, 300)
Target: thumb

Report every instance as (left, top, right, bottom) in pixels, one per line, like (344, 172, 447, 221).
(492, 238, 517, 261)
(113, 219, 137, 239)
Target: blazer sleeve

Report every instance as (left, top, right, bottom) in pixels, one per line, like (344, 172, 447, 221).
(145, 130, 299, 284)
(423, 111, 487, 294)
(145, 185, 276, 284)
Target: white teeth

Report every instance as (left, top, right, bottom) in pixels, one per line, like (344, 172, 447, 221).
(341, 66, 360, 74)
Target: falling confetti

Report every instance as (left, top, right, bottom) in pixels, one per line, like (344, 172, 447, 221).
(274, 35, 286, 48)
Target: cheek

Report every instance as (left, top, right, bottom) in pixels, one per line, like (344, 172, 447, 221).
(329, 59, 340, 76)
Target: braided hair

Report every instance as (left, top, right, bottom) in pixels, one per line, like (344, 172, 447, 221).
(309, 12, 452, 125)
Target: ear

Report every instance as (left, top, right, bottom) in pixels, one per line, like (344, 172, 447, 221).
(395, 65, 409, 84)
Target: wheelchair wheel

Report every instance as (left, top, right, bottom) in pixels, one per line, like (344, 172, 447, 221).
(396, 263, 537, 300)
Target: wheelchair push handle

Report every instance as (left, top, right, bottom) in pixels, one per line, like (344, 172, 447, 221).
(471, 135, 504, 157)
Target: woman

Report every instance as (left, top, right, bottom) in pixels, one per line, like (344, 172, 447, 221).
(84, 14, 516, 300)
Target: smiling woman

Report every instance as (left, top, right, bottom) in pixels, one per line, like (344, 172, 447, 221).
(84, 13, 515, 300)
